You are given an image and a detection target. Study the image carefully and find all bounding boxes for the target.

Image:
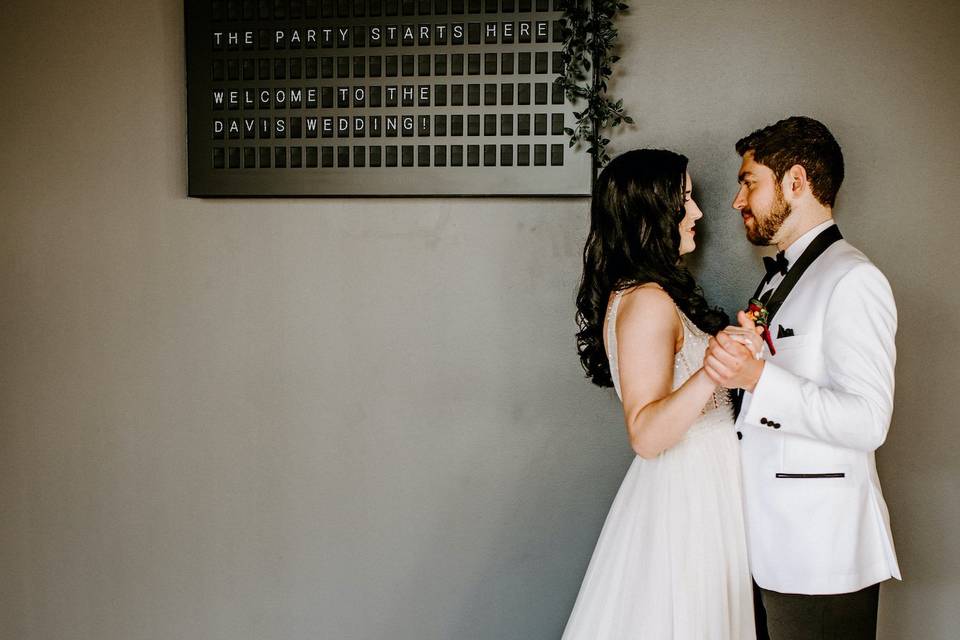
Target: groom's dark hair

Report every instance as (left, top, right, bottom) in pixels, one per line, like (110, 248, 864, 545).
(736, 116, 845, 208)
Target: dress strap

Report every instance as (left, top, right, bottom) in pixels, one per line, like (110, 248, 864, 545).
(605, 290, 625, 350)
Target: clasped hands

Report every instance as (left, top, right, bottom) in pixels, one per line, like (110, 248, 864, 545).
(704, 311, 766, 392)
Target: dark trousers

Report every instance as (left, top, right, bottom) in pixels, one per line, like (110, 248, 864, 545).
(753, 581, 880, 640)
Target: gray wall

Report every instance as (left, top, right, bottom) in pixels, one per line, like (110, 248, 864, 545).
(1, 1, 957, 638)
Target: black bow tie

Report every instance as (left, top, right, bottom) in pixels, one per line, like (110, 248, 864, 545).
(762, 251, 789, 284)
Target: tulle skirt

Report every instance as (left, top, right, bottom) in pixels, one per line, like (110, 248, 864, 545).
(562, 409, 755, 640)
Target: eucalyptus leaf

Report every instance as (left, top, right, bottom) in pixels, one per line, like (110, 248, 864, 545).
(557, 0, 632, 181)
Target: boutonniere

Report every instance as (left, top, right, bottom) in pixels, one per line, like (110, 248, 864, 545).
(746, 298, 777, 356)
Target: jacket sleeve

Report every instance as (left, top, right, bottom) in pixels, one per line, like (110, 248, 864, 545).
(742, 262, 897, 452)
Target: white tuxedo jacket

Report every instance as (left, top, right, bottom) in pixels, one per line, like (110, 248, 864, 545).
(737, 238, 901, 595)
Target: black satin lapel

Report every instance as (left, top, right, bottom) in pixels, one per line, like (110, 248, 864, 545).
(735, 226, 841, 421)
(765, 225, 843, 323)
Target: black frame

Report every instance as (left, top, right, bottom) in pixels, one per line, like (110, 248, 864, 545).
(186, 0, 591, 197)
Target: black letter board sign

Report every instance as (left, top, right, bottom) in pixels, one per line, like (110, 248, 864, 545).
(185, 0, 592, 197)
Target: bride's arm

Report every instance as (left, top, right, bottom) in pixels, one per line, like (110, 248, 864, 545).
(616, 287, 720, 459)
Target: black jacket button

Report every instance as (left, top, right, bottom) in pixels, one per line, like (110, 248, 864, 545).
(773, 423, 781, 429)
(760, 417, 768, 425)
(737, 431, 743, 440)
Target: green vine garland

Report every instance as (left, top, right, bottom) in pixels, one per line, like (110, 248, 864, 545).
(555, 0, 633, 190)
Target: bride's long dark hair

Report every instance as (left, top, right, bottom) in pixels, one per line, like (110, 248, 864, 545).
(576, 149, 729, 388)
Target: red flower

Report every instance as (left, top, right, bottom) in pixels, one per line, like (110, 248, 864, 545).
(746, 298, 777, 356)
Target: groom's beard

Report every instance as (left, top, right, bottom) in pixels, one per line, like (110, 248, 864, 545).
(747, 185, 792, 246)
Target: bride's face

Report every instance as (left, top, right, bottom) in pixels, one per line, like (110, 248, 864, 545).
(678, 172, 703, 256)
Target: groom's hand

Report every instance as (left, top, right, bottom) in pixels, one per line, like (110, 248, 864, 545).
(704, 313, 765, 391)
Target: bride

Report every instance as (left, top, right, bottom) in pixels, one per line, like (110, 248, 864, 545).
(564, 149, 757, 639)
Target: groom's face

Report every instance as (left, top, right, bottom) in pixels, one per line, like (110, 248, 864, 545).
(732, 152, 791, 246)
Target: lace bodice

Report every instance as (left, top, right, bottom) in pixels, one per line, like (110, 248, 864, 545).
(604, 289, 732, 416)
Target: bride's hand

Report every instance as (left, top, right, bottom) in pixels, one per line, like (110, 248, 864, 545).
(722, 325, 765, 360)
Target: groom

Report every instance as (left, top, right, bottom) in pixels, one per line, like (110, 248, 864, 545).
(703, 116, 901, 639)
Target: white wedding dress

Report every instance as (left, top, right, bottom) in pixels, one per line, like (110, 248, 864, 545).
(562, 290, 756, 639)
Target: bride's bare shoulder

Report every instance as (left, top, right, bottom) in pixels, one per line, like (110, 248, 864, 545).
(616, 283, 676, 324)
(616, 283, 683, 352)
